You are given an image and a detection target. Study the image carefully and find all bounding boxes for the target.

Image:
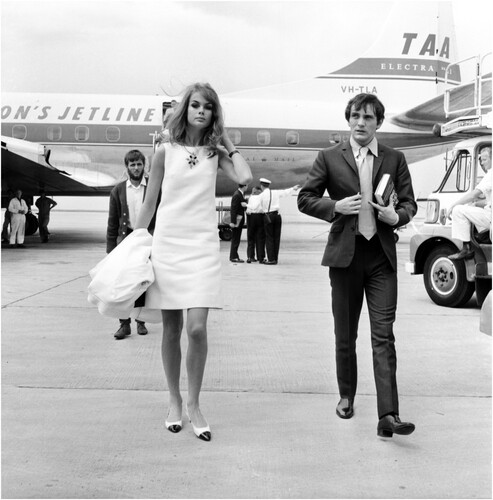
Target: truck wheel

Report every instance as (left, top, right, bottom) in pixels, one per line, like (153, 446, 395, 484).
(475, 279, 492, 307)
(218, 227, 232, 241)
(423, 245, 475, 307)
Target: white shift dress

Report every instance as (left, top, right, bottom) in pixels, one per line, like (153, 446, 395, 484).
(145, 143, 223, 310)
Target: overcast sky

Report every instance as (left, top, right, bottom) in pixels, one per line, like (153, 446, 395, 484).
(1, 0, 491, 96)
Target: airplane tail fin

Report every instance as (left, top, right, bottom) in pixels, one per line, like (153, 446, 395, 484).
(324, 2, 459, 85)
(225, 2, 459, 116)
(316, 1, 459, 111)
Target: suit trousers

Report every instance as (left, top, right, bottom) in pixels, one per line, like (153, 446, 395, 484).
(264, 212, 282, 262)
(229, 216, 244, 260)
(329, 235, 399, 418)
(247, 213, 265, 261)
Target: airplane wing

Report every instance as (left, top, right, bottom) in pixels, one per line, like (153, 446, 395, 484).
(389, 75, 492, 133)
(1, 136, 103, 196)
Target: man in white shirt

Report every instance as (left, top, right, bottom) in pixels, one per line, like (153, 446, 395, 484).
(8, 189, 28, 248)
(245, 186, 265, 263)
(107, 150, 155, 339)
(259, 178, 300, 264)
(447, 145, 492, 260)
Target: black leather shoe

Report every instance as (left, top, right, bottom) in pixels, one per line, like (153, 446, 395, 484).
(114, 322, 131, 340)
(136, 322, 148, 335)
(377, 414, 415, 437)
(449, 246, 474, 260)
(264, 260, 277, 265)
(336, 397, 354, 419)
(230, 258, 245, 263)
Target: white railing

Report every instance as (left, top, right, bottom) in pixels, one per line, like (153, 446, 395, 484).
(444, 52, 492, 118)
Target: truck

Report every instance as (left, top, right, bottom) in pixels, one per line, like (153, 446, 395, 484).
(405, 53, 492, 308)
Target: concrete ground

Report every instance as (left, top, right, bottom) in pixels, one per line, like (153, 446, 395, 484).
(1, 197, 491, 499)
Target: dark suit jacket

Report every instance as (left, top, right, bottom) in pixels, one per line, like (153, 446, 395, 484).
(297, 140, 417, 271)
(106, 179, 158, 253)
(230, 189, 246, 224)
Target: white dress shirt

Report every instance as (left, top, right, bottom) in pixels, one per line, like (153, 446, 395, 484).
(126, 177, 147, 229)
(259, 187, 296, 213)
(246, 194, 263, 214)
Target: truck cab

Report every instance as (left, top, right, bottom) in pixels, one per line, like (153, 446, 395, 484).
(406, 137, 491, 307)
(406, 52, 492, 308)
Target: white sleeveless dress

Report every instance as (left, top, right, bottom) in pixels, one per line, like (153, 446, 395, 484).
(145, 143, 222, 310)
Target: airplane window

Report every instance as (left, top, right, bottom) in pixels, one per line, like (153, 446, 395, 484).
(227, 129, 241, 145)
(329, 133, 341, 144)
(47, 126, 62, 141)
(12, 125, 27, 140)
(257, 130, 271, 146)
(286, 131, 299, 146)
(75, 126, 89, 141)
(106, 126, 120, 142)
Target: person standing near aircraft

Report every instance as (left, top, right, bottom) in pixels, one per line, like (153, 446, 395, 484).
(446, 145, 492, 260)
(229, 183, 248, 263)
(2, 188, 15, 244)
(259, 178, 300, 265)
(8, 189, 28, 248)
(245, 186, 266, 263)
(297, 93, 417, 438)
(35, 191, 57, 243)
(107, 150, 155, 340)
(135, 82, 252, 441)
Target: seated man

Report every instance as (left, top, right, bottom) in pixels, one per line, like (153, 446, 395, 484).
(447, 145, 492, 260)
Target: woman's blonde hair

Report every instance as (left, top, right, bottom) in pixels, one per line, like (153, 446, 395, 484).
(168, 82, 224, 150)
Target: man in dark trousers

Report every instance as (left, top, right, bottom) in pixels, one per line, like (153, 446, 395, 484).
(297, 93, 417, 438)
(245, 186, 265, 263)
(259, 178, 300, 265)
(35, 191, 57, 242)
(107, 149, 157, 340)
(229, 183, 248, 263)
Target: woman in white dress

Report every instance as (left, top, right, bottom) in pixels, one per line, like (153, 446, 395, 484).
(136, 83, 252, 441)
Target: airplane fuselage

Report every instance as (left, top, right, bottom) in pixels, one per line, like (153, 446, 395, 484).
(1, 92, 461, 198)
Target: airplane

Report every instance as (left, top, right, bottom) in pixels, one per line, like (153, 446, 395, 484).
(2, 1, 491, 209)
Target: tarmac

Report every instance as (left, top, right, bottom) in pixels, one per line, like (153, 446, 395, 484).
(1, 196, 491, 499)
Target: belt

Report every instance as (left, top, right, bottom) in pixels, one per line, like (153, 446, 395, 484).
(266, 211, 278, 215)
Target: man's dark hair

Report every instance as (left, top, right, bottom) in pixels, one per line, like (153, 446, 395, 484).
(345, 93, 385, 124)
(124, 149, 146, 166)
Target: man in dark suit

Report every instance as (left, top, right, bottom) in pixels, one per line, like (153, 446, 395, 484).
(229, 183, 248, 263)
(297, 93, 417, 438)
(107, 149, 157, 340)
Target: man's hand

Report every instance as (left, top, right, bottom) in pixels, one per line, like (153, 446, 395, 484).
(368, 201, 399, 226)
(335, 194, 362, 215)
